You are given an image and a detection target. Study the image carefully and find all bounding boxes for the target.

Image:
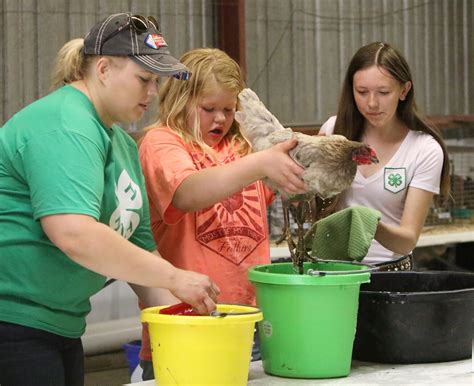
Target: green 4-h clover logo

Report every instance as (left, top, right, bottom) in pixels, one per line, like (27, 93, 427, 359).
(388, 173, 403, 187)
(384, 168, 406, 193)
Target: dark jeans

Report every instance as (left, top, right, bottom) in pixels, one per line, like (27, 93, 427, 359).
(0, 321, 84, 386)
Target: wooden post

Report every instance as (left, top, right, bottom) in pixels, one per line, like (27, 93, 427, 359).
(216, 0, 246, 80)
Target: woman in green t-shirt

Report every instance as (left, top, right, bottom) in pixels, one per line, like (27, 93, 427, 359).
(0, 13, 219, 386)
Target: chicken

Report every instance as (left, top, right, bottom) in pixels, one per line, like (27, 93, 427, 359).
(235, 88, 378, 273)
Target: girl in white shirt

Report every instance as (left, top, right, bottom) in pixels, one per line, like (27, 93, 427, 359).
(319, 42, 450, 268)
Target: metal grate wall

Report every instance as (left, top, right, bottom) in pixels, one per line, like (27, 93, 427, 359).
(1, 0, 472, 127)
(0, 0, 215, 125)
(245, 0, 474, 126)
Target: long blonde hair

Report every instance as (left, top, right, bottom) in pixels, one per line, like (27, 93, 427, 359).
(143, 48, 249, 158)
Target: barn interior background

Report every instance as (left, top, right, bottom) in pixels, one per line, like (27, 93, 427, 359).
(1, 0, 472, 124)
(1, 1, 473, 380)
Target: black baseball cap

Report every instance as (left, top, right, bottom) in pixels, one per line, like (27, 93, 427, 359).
(83, 12, 190, 80)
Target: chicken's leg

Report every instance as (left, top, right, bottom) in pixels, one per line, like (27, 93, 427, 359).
(291, 200, 316, 274)
(276, 200, 298, 263)
(276, 198, 319, 274)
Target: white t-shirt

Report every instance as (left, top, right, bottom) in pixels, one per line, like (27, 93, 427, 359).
(319, 116, 444, 263)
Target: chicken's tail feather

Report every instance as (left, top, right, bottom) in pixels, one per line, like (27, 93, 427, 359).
(235, 88, 287, 139)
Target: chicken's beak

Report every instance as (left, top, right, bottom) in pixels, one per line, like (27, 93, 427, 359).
(367, 146, 379, 164)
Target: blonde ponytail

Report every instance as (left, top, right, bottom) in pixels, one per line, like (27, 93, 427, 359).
(50, 38, 92, 90)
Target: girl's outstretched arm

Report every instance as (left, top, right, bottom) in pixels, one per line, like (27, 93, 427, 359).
(173, 139, 308, 212)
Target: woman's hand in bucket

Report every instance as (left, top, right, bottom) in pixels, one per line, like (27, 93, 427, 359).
(170, 269, 220, 315)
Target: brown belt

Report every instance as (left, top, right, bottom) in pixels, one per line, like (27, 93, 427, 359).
(373, 254, 413, 272)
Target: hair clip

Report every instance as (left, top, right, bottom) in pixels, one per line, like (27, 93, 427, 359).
(173, 72, 192, 81)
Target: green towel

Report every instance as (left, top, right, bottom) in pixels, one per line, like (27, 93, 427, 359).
(304, 206, 381, 262)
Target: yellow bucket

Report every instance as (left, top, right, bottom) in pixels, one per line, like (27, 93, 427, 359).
(141, 304, 263, 386)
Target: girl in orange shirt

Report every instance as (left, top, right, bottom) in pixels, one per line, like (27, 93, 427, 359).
(138, 48, 307, 380)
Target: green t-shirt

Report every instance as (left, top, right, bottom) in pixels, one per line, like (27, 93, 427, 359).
(0, 85, 156, 338)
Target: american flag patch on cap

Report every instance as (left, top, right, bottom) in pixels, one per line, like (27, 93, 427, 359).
(144, 33, 168, 49)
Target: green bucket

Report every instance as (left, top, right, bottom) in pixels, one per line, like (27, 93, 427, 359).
(248, 261, 372, 379)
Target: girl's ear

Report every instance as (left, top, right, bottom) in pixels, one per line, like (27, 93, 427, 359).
(400, 81, 412, 101)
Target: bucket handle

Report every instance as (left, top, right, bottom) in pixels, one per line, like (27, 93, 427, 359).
(210, 309, 262, 318)
(307, 268, 375, 276)
(307, 260, 377, 276)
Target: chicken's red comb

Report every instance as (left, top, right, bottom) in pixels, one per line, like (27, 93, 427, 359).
(352, 146, 378, 165)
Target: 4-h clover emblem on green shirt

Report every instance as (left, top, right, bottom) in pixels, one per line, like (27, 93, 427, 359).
(384, 167, 406, 193)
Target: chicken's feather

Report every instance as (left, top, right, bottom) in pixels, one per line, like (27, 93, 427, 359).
(235, 88, 375, 199)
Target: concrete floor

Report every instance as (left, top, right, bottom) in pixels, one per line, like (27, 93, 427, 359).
(85, 368, 130, 386)
(84, 350, 131, 386)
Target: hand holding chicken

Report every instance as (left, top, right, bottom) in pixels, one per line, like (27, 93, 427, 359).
(235, 88, 378, 272)
(235, 88, 378, 200)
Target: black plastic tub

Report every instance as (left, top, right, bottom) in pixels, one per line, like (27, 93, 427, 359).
(353, 271, 474, 363)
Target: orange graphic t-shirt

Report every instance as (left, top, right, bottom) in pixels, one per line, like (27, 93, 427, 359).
(138, 126, 274, 360)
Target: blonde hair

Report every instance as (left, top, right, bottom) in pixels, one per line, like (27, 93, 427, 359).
(50, 38, 129, 91)
(143, 48, 248, 158)
(50, 39, 90, 89)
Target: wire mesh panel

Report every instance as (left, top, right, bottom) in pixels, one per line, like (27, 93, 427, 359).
(426, 125, 474, 226)
(443, 127, 474, 225)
